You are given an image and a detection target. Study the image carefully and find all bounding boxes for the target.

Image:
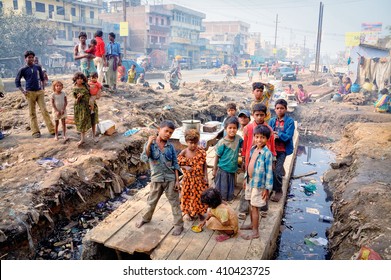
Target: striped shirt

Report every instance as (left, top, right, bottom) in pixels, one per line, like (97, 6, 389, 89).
(245, 145, 273, 191)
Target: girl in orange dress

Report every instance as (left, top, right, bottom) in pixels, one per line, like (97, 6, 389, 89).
(177, 129, 209, 221)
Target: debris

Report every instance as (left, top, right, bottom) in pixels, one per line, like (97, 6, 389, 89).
(36, 157, 63, 169)
(123, 128, 139, 137)
(291, 171, 317, 179)
(306, 207, 320, 215)
(355, 246, 382, 260)
(305, 237, 328, 246)
(303, 161, 316, 166)
(319, 214, 334, 223)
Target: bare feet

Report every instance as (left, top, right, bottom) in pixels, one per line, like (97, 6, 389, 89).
(63, 136, 67, 140)
(215, 234, 232, 242)
(135, 220, 147, 228)
(240, 224, 252, 230)
(241, 231, 259, 240)
(54, 136, 58, 141)
(172, 225, 183, 236)
(77, 140, 85, 147)
(183, 214, 193, 222)
(93, 138, 99, 143)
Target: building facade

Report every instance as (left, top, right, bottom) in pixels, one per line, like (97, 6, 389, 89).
(1, 0, 103, 59)
(201, 21, 250, 63)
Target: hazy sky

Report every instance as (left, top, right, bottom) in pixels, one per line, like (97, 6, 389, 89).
(161, 0, 391, 55)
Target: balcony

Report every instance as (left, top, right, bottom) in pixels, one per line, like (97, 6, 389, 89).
(171, 36, 191, 45)
(71, 16, 102, 27)
(148, 24, 171, 34)
(171, 21, 203, 32)
(147, 42, 169, 50)
(49, 14, 71, 23)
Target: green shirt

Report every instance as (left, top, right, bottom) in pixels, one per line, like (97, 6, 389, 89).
(215, 135, 243, 174)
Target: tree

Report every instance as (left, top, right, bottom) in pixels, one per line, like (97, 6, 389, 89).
(0, 9, 56, 59)
(276, 49, 287, 61)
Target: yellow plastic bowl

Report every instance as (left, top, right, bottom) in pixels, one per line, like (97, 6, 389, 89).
(191, 225, 203, 233)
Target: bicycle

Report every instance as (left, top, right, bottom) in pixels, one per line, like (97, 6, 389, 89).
(165, 69, 182, 83)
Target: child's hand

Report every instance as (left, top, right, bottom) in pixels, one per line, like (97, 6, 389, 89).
(212, 168, 217, 179)
(174, 181, 181, 191)
(148, 135, 157, 144)
(182, 166, 192, 171)
(273, 131, 279, 139)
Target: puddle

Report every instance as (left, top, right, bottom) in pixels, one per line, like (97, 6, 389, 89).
(274, 146, 335, 260)
(34, 173, 150, 260)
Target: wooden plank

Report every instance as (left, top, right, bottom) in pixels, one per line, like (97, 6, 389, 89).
(89, 188, 150, 244)
(104, 196, 171, 254)
(166, 220, 198, 260)
(179, 223, 215, 260)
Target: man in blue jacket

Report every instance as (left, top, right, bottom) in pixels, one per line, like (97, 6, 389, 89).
(269, 99, 295, 202)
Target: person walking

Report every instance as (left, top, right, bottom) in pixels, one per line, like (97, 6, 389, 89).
(15, 50, 55, 138)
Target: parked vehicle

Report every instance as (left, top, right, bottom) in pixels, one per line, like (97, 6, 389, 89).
(47, 53, 66, 74)
(274, 67, 296, 81)
(179, 56, 192, 70)
(121, 59, 145, 82)
(200, 57, 212, 69)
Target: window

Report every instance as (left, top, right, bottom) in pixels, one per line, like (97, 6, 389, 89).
(57, 6, 64, 15)
(151, 36, 158, 43)
(161, 19, 164, 25)
(71, 7, 76, 16)
(35, 2, 45, 12)
(90, 11, 94, 18)
(13, 0, 18, 10)
(57, 30, 66, 39)
(159, 37, 166, 44)
(149, 16, 152, 24)
(155, 18, 158, 25)
(25, 1, 32, 14)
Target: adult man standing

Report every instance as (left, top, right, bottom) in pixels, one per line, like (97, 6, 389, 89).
(93, 30, 105, 84)
(15, 50, 54, 138)
(105, 32, 121, 90)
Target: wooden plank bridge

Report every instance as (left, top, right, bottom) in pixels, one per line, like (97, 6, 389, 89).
(83, 124, 299, 260)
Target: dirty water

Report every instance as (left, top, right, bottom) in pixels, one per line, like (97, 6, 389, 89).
(274, 146, 335, 260)
(34, 173, 150, 260)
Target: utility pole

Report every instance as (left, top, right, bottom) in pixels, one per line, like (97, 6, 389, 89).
(315, 2, 324, 80)
(303, 36, 306, 66)
(274, 14, 279, 61)
(123, 0, 127, 59)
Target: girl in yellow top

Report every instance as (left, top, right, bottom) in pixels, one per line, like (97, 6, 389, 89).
(199, 188, 239, 242)
(127, 64, 136, 84)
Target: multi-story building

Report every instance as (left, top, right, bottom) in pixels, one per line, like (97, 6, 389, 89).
(201, 21, 250, 63)
(160, 4, 205, 65)
(1, 0, 103, 60)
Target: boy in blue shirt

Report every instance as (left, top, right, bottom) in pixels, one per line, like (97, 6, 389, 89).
(240, 125, 273, 240)
(269, 99, 295, 202)
(136, 120, 184, 236)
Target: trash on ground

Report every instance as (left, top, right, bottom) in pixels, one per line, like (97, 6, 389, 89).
(355, 246, 382, 260)
(97, 120, 116, 135)
(306, 207, 320, 215)
(36, 157, 63, 169)
(123, 128, 140, 137)
(318, 214, 334, 223)
(303, 161, 316, 166)
(304, 237, 328, 246)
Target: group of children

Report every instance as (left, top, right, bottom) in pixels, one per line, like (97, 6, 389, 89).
(50, 71, 102, 145)
(137, 81, 295, 242)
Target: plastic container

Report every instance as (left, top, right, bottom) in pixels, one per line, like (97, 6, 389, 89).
(319, 215, 334, 223)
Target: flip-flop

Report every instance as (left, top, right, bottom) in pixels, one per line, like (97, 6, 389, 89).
(215, 234, 231, 242)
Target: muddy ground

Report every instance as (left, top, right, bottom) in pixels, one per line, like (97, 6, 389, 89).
(0, 75, 390, 260)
